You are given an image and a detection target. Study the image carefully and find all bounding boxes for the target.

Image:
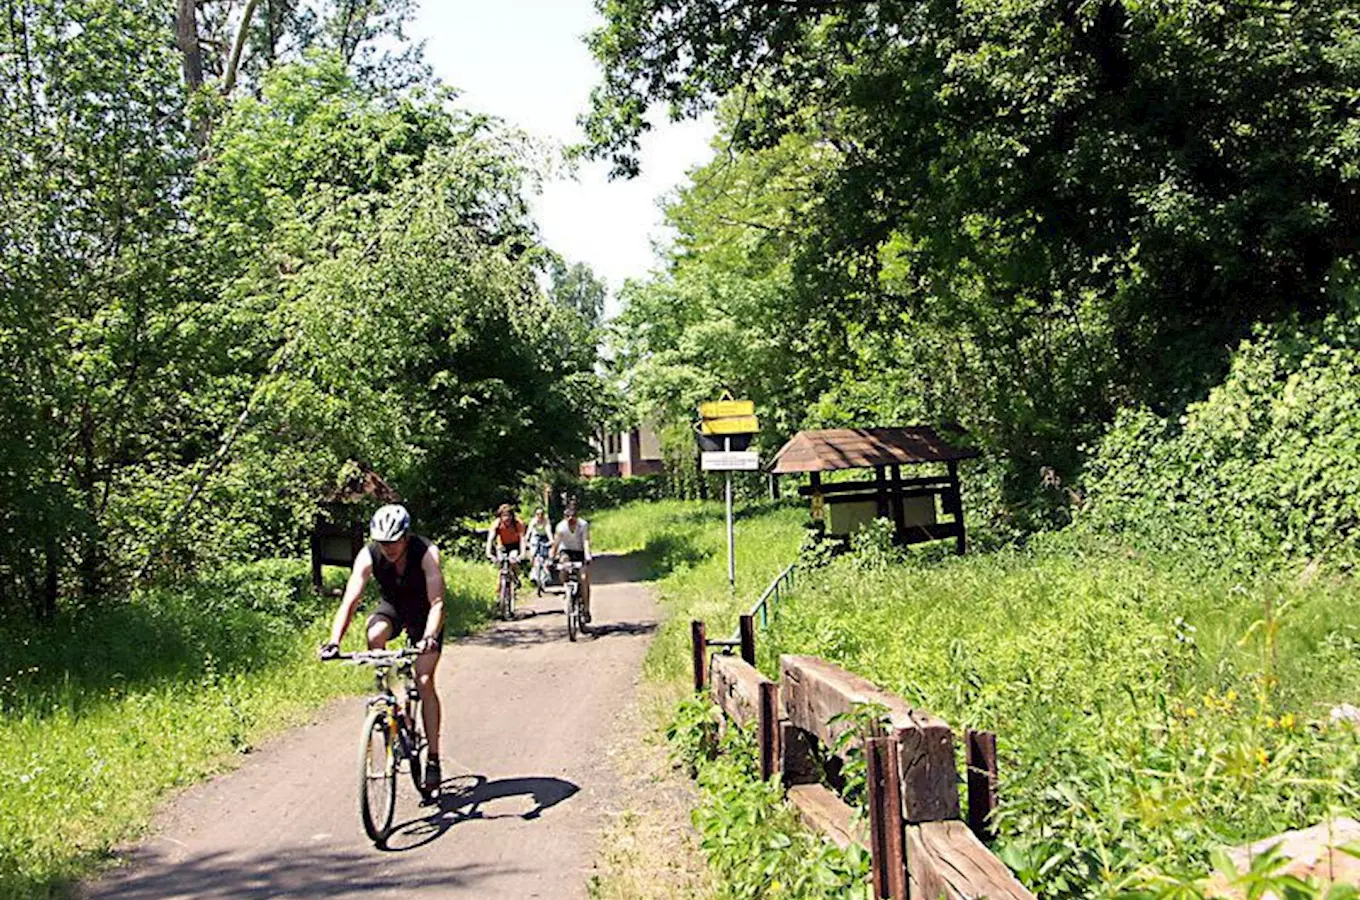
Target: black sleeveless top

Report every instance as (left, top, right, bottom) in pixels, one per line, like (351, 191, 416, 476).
(369, 536, 431, 624)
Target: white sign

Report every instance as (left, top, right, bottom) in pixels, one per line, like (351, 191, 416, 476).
(701, 450, 760, 471)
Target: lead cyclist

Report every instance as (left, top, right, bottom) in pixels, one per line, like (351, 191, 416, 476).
(319, 504, 446, 793)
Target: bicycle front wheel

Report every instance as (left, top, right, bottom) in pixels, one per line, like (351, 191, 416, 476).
(358, 706, 397, 845)
(566, 586, 578, 642)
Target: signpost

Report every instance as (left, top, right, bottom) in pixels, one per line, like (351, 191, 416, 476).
(698, 399, 760, 590)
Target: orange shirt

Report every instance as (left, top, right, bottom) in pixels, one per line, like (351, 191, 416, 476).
(494, 519, 526, 545)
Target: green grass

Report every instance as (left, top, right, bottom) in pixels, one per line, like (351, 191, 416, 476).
(590, 499, 806, 684)
(762, 530, 1360, 898)
(0, 555, 495, 900)
(596, 501, 1360, 898)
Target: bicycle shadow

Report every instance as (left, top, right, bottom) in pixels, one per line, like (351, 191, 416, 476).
(381, 774, 579, 852)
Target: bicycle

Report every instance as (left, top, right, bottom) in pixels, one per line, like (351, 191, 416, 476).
(330, 648, 434, 846)
(529, 536, 551, 597)
(495, 550, 520, 619)
(559, 559, 587, 642)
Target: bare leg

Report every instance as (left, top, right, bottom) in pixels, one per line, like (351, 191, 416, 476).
(366, 616, 394, 649)
(581, 569, 592, 621)
(415, 650, 441, 758)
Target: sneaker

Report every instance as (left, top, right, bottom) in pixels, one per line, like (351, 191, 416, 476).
(423, 757, 442, 793)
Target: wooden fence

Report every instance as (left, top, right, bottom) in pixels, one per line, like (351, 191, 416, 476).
(695, 619, 1034, 900)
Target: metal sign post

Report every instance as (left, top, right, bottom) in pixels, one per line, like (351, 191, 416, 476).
(725, 437, 735, 590)
(698, 398, 760, 593)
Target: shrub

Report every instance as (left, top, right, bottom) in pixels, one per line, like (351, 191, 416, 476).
(1079, 312, 1360, 571)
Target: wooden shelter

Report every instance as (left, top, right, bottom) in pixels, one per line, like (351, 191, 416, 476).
(310, 461, 401, 593)
(768, 427, 979, 554)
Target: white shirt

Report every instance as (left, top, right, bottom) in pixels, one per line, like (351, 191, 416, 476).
(554, 518, 589, 552)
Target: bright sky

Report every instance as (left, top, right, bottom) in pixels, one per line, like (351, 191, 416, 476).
(410, 0, 717, 298)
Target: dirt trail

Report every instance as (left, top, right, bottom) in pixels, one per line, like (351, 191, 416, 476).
(85, 553, 659, 899)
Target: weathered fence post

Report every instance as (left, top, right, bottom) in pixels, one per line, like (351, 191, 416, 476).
(691, 620, 708, 692)
(739, 614, 756, 666)
(966, 728, 999, 843)
(758, 679, 779, 781)
(867, 735, 908, 899)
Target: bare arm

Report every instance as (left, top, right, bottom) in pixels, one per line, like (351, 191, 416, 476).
(485, 523, 497, 559)
(583, 522, 592, 563)
(327, 546, 374, 645)
(420, 544, 447, 646)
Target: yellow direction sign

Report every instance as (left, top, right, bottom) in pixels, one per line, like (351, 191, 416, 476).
(698, 398, 759, 435)
(700, 415, 759, 435)
(698, 399, 754, 419)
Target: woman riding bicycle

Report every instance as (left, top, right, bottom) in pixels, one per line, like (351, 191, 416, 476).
(485, 503, 527, 584)
(527, 507, 552, 589)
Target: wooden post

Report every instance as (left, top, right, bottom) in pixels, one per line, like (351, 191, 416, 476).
(947, 460, 966, 555)
(966, 729, 998, 843)
(875, 465, 889, 519)
(889, 463, 906, 542)
(739, 614, 756, 666)
(310, 525, 323, 594)
(768, 472, 778, 500)
(691, 620, 708, 692)
(780, 722, 819, 786)
(867, 736, 908, 899)
(758, 680, 779, 781)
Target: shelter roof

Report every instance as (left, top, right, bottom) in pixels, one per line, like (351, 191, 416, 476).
(325, 460, 401, 504)
(768, 427, 978, 474)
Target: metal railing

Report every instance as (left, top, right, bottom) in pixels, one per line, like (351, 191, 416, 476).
(746, 562, 796, 631)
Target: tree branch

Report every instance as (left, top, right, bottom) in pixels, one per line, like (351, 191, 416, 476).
(221, 0, 260, 96)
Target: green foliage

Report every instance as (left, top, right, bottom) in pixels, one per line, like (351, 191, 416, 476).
(587, 0, 1360, 525)
(1, 21, 603, 616)
(0, 554, 495, 898)
(763, 535, 1360, 898)
(1081, 312, 1360, 571)
(668, 708, 872, 899)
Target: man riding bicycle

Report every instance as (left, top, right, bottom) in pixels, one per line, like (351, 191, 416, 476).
(550, 500, 593, 622)
(485, 503, 527, 584)
(320, 504, 446, 792)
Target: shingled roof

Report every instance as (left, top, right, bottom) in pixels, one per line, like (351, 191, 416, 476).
(768, 427, 978, 474)
(325, 460, 401, 504)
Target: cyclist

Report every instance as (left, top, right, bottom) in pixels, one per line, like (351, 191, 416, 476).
(319, 504, 446, 792)
(485, 503, 527, 586)
(550, 500, 593, 622)
(526, 507, 552, 589)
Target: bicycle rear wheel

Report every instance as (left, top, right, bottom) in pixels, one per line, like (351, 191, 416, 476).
(358, 706, 397, 845)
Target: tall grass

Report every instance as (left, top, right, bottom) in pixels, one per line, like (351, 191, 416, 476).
(0, 556, 494, 899)
(591, 499, 806, 684)
(763, 531, 1360, 897)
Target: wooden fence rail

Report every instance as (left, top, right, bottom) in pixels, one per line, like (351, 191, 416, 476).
(693, 619, 1032, 900)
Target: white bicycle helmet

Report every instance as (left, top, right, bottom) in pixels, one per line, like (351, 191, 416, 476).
(369, 503, 410, 542)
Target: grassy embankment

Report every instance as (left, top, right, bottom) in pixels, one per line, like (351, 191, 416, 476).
(589, 501, 1360, 899)
(0, 556, 495, 900)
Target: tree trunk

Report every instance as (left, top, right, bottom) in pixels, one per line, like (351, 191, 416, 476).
(176, 0, 204, 92)
(40, 533, 58, 622)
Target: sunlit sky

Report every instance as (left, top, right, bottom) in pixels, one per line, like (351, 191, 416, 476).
(410, 0, 717, 300)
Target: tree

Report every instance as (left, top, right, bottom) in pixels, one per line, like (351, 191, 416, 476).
(585, 0, 1360, 516)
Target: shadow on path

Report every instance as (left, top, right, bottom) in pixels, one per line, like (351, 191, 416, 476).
(87, 847, 509, 899)
(382, 774, 580, 852)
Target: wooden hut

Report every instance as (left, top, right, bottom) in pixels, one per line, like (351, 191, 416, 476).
(310, 461, 401, 593)
(768, 427, 979, 554)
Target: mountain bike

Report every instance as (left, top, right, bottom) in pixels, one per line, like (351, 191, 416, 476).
(559, 559, 586, 642)
(330, 648, 434, 846)
(495, 550, 520, 619)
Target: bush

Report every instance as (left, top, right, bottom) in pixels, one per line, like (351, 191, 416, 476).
(1080, 312, 1360, 571)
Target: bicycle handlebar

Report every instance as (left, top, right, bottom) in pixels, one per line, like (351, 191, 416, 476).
(331, 648, 421, 665)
